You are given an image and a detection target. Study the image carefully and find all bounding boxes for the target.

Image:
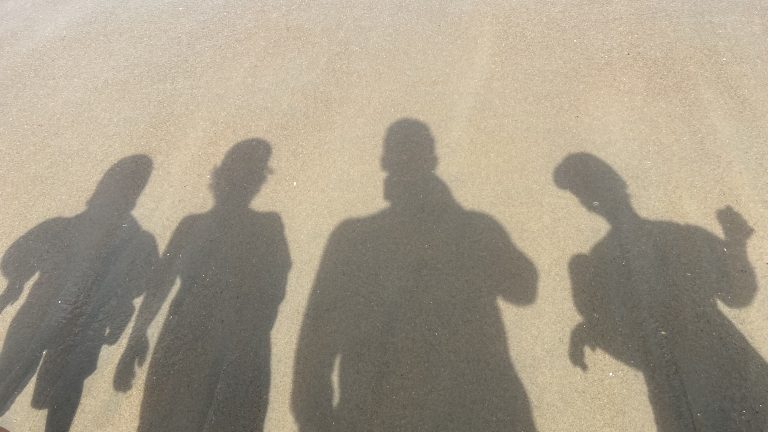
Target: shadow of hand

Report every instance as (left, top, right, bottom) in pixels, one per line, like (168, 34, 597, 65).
(569, 325, 594, 371)
(114, 334, 149, 392)
(717, 205, 754, 242)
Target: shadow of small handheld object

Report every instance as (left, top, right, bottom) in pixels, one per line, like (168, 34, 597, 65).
(717, 205, 754, 242)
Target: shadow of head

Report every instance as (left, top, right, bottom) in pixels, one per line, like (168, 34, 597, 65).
(86, 154, 153, 219)
(211, 139, 272, 208)
(554, 152, 631, 221)
(381, 118, 438, 204)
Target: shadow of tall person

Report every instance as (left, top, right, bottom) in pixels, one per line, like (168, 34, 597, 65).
(115, 139, 291, 432)
(292, 118, 539, 432)
(0, 155, 159, 432)
(555, 152, 768, 431)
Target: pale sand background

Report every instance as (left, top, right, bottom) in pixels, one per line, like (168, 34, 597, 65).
(1, 1, 767, 430)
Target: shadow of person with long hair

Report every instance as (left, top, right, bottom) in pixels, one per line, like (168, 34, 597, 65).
(555, 152, 768, 431)
(115, 139, 291, 432)
(292, 118, 539, 432)
(0, 155, 159, 432)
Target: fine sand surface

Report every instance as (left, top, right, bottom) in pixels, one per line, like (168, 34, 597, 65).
(1, 1, 767, 431)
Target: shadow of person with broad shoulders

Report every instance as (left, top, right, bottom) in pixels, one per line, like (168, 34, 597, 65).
(555, 152, 768, 431)
(0, 155, 159, 432)
(292, 118, 539, 431)
(115, 139, 291, 432)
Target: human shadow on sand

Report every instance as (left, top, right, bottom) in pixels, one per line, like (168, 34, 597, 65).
(555, 152, 768, 431)
(115, 140, 291, 432)
(0, 155, 159, 432)
(292, 119, 539, 431)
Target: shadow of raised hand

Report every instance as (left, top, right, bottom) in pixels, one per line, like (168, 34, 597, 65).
(717, 205, 754, 242)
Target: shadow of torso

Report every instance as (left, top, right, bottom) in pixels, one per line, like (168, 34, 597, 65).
(138, 210, 290, 432)
(1, 213, 156, 416)
(295, 179, 537, 432)
(573, 219, 768, 431)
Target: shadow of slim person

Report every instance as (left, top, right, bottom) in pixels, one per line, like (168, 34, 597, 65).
(115, 140, 291, 432)
(0, 155, 159, 432)
(292, 118, 539, 431)
(555, 152, 768, 431)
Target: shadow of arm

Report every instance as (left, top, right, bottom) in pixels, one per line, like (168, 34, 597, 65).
(104, 232, 160, 346)
(0, 219, 59, 314)
(113, 219, 187, 391)
(568, 254, 598, 370)
(479, 216, 537, 305)
(262, 213, 292, 319)
(292, 225, 352, 431)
